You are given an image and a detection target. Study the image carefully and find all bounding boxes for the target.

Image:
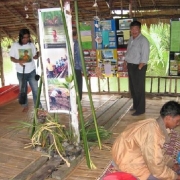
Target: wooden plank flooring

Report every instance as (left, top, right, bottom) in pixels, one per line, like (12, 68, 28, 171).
(0, 93, 179, 180)
(0, 93, 118, 180)
(0, 98, 43, 180)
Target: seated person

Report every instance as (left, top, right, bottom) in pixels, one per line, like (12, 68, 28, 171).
(112, 101, 180, 180)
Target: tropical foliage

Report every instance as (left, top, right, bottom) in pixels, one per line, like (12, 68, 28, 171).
(142, 23, 170, 76)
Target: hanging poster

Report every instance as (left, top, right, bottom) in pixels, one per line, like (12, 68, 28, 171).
(169, 52, 180, 76)
(38, 8, 72, 113)
(96, 49, 117, 77)
(115, 18, 133, 48)
(170, 20, 180, 52)
(83, 49, 97, 77)
(79, 22, 93, 49)
(117, 48, 128, 77)
(169, 19, 180, 76)
(94, 20, 117, 49)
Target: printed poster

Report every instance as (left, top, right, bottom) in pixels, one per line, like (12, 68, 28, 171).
(38, 8, 72, 113)
(117, 48, 128, 77)
(83, 49, 97, 77)
(96, 49, 117, 77)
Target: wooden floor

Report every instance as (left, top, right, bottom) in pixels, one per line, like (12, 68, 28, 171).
(0, 93, 119, 180)
(0, 93, 179, 180)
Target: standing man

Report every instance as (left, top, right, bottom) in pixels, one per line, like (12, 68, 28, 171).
(72, 26, 83, 101)
(125, 20, 150, 116)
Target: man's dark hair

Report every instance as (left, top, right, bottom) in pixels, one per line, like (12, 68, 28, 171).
(160, 101, 180, 118)
(18, 28, 31, 45)
(130, 21, 141, 28)
(72, 26, 77, 36)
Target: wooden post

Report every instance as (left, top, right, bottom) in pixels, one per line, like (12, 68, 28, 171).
(0, 37, 5, 86)
(129, 0, 132, 18)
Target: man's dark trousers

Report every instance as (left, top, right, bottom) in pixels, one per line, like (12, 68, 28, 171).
(75, 69, 82, 101)
(127, 63, 147, 114)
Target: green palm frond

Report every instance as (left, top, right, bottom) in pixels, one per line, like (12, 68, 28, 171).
(142, 23, 170, 76)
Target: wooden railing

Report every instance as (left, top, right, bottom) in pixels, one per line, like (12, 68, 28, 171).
(84, 76, 180, 96)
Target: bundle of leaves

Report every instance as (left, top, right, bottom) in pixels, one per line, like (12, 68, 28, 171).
(80, 126, 111, 142)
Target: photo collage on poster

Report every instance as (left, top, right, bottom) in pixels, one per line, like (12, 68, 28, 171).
(116, 19, 133, 48)
(94, 20, 117, 49)
(89, 18, 133, 77)
(39, 8, 71, 113)
(83, 50, 97, 77)
(117, 49, 128, 77)
(169, 52, 180, 76)
(97, 49, 117, 77)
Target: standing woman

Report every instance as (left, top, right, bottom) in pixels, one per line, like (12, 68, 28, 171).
(9, 28, 41, 112)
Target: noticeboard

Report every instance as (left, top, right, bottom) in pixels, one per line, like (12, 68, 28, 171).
(169, 19, 180, 76)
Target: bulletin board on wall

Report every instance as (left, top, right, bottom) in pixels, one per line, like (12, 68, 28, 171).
(82, 19, 135, 78)
(94, 19, 117, 49)
(169, 19, 180, 76)
(115, 18, 133, 48)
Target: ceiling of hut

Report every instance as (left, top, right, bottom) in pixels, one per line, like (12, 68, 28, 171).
(0, 0, 180, 40)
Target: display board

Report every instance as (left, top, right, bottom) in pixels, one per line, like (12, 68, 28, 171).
(117, 48, 128, 77)
(79, 22, 93, 49)
(169, 52, 180, 76)
(82, 19, 134, 77)
(94, 20, 117, 49)
(96, 49, 117, 77)
(115, 18, 133, 48)
(169, 19, 180, 76)
(38, 8, 72, 113)
(83, 49, 97, 77)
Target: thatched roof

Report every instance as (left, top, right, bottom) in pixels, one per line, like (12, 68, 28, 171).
(0, 0, 180, 39)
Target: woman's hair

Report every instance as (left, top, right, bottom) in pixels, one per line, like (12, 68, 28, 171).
(160, 101, 180, 118)
(18, 28, 31, 45)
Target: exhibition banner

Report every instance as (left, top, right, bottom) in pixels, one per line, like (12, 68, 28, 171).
(38, 8, 72, 113)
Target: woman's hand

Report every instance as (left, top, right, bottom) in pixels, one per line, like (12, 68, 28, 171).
(19, 59, 27, 66)
(33, 51, 39, 59)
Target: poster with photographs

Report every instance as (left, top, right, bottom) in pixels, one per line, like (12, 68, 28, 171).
(39, 8, 71, 113)
(96, 49, 117, 77)
(83, 50, 97, 77)
(39, 9, 66, 49)
(117, 49, 128, 77)
(115, 19, 133, 48)
(94, 20, 117, 49)
(169, 52, 180, 76)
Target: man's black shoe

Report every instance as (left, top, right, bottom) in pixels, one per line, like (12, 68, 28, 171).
(132, 112, 144, 116)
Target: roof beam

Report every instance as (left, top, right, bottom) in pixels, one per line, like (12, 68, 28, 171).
(113, 5, 180, 11)
(3, 5, 37, 36)
(126, 14, 180, 19)
(0, 0, 58, 6)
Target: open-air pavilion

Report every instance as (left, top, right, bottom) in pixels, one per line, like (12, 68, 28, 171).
(1, 0, 180, 179)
